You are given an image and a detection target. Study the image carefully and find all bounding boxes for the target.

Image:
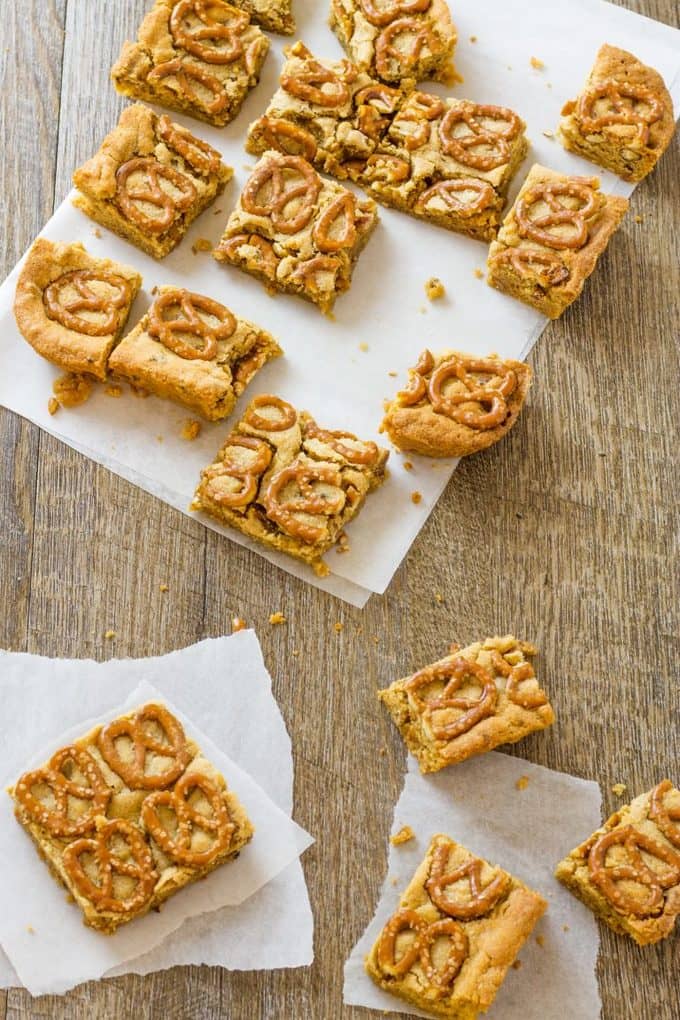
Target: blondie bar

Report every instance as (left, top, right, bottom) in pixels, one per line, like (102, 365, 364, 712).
(555, 781, 680, 945)
(382, 350, 532, 458)
(73, 104, 233, 259)
(192, 393, 388, 574)
(10, 702, 253, 933)
(559, 45, 675, 182)
(108, 286, 282, 420)
(111, 0, 270, 128)
(487, 164, 628, 317)
(214, 150, 378, 313)
(378, 636, 554, 773)
(14, 239, 142, 381)
(365, 833, 547, 1018)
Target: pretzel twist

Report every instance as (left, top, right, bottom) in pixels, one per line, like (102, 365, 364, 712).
(204, 435, 272, 507)
(515, 180, 599, 250)
(577, 82, 664, 144)
(263, 463, 346, 543)
(14, 746, 111, 838)
(63, 818, 157, 913)
(405, 655, 498, 740)
(148, 289, 237, 360)
(43, 270, 132, 337)
(142, 771, 236, 867)
(97, 703, 191, 790)
(426, 843, 510, 918)
(439, 103, 522, 171)
(242, 155, 321, 234)
(588, 826, 680, 917)
(116, 157, 196, 234)
(377, 908, 468, 995)
(169, 0, 248, 65)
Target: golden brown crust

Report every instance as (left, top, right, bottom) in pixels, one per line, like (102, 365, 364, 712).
(558, 44, 676, 182)
(214, 149, 378, 314)
(365, 834, 547, 1016)
(382, 350, 532, 458)
(378, 636, 554, 773)
(555, 782, 680, 945)
(13, 239, 142, 381)
(191, 394, 388, 574)
(329, 0, 458, 87)
(9, 702, 254, 934)
(73, 104, 233, 259)
(108, 286, 282, 420)
(111, 0, 270, 128)
(487, 163, 629, 318)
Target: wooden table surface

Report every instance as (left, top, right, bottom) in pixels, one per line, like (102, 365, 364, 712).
(1, 1, 678, 1017)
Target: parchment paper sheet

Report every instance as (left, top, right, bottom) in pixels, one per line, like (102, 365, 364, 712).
(0, 0, 678, 606)
(0, 632, 314, 995)
(344, 752, 603, 1019)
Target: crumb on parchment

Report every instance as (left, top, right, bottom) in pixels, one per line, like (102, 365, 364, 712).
(535, 934, 545, 948)
(181, 419, 202, 441)
(542, 129, 555, 139)
(469, 35, 477, 43)
(390, 825, 415, 846)
(53, 372, 93, 408)
(269, 612, 286, 625)
(530, 56, 545, 70)
(191, 238, 213, 254)
(47, 397, 60, 415)
(515, 775, 530, 791)
(611, 782, 627, 796)
(411, 491, 422, 504)
(359, 342, 369, 352)
(26, 925, 35, 934)
(474, 268, 484, 280)
(425, 277, 445, 301)
(105, 384, 123, 398)
(511, 960, 522, 970)
(403, 461, 413, 471)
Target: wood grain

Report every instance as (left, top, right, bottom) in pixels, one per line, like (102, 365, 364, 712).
(1, 0, 678, 1017)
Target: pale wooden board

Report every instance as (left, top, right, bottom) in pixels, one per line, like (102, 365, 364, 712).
(1, 0, 679, 1016)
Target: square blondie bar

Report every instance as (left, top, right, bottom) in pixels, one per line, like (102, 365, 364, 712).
(487, 164, 628, 318)
(10, 702, 253, 934)
(214, 150, 378, 313)
(192, 393, 388, 574)
(555, 781, 680, 945)
(329, 0, 458, 87)
(111, 0, 270, 128)
(13, 239, 141, 381)
(365, 833, 547, 1018)
(559, 45, 675, 182)
(73, 104, 233, 259)
(379, 636, 554, 773)
(108, 286, 281, 420)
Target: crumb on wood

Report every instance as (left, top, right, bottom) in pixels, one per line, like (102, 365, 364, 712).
(47, 396, 60, 416)
(105, 384, 123, 398)
(611, 782, 627, 797)
(434, 592, 443, 604)
(474, 268, 484, 280)
(634, 215, 643, 223)
(411, 491, 422, 504)
(562, 924, 570, 932)
(333, 622, 344, 634)
(181, 419, 202, 441)
(424, 277, 445, 301)
(104, 629, 116, 640)
(530, 56, 545, 70)
(511, 959, 522, 970)
(359, 342, 369, 352)
(515, 775, 530, 791)
(232, 616, 247, 632)
(156, 434, 164, 443)
(390, 825, 415, 846)
(53, 372, 94, 408)
(191, 238, 213, 254)
(159, 583, 169, 593)
(379, 746, 387, 757)
(292, 648, 300, 656)
(535, 934, 545, 948)
(269, 611, 286, 625)
(373, 635, 379, 644)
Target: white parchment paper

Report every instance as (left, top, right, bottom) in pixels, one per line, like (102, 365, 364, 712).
(0, 0, 678, 607)
(344, 752, 603, 1019)
(0, 632, 314, 995)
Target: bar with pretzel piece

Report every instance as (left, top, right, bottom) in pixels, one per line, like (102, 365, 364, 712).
(13, 239, 142, 381)
(231, 0, 295, 34)
(558, 45, 675, 183)
(486, 163, 628, 318)
(365, 833, 547, 1018)
(329, 0, 458, 87)
(214, 150, 378, 313)
(73, 104, 233, 259)
(108, 286, 281, 420)
(111, 0, 270, 128)
(191, 393, 389, 575)
(381, 349, 532, 457)
(9, 702, 254, 934)
(555, 781, 680, 946)
(378, 636, 555, 773)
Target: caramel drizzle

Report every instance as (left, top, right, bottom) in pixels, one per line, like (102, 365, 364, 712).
(377, 909, 468, 997)
(97, 703, 191, 790)
(360, 0, 432, 27)
(14, 746, 111, 838)
(158, 114, 223, 175)
(43, 270, 132, 337)
(577, 81, 664, 144)
(305, 419, 379, 465)
(426, 843, 511, 919)
(490, 247, 571, 287)
(242, 154, 321, 235)
(204, 435, 272, 507)
(438, 103, 522, 171)
(415, 178, 495, 218)
(649, 781, 680, 849)
(115, 157, 196, 234)
(142, 772, 236, 867)
(148, 289, 236, 360)
(169, 0, 248, 65)
(588, 825, 680, 917)
(243, 394, 297, 432)
(148, 58, 228, 116)
(262, 463, 346, 544)
(376, 18, 440, 78)
(281, 60, 352, 108)
(405, 655, 498, 740)
(62, 818, 157, 914)
(312, 193, 358, 253)
(515, 179, 599, 251)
